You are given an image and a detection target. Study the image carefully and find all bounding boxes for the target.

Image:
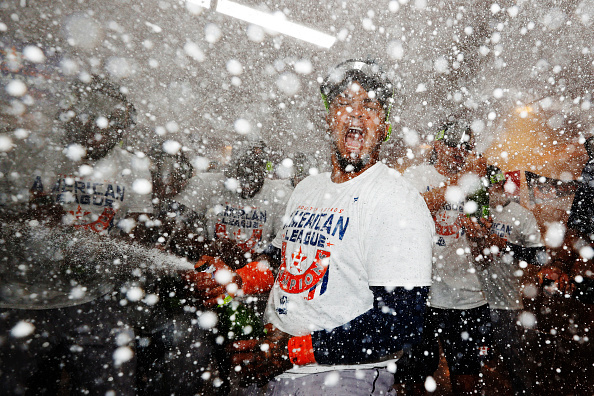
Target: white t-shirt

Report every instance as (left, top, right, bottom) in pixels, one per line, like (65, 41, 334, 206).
(479, 202, 543, 310)
(50, 147, 153, 232)
(0, 146, 153, 309)
(264, 163, 433, 373)
(176, 173, 292, 254)
(403, 164, 487, 310)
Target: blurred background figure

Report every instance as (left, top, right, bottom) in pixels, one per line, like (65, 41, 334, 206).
(0, 75, 152, 395)
(133, 144, 218, 395)
(567, 136, 594, 238)
(475, 165, 546, 396)
(563, 136, 594, 304)
(180, 141, 292, 269)
(179, 141, 292, 394)
(148, 144, 201, 258)
(398, 119, 491, 395)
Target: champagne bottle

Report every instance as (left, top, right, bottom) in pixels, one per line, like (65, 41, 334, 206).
(196, 263, 265, 341)
(217, 297, 265, 341)
(466, 178, 490, 220)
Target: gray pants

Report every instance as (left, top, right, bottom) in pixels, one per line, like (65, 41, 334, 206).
(262, 368, 395, 396)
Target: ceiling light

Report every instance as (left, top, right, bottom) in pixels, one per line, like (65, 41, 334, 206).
(216, 0, 336, 49)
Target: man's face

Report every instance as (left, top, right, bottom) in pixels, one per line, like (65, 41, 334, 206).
(326, 82, 387, 172)
(63, 91, 129, 160)
(236, 156, 266, 199)
(434, 140, 471, 174)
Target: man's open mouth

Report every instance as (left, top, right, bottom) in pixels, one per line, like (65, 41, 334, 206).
(345, 127, 364, 152)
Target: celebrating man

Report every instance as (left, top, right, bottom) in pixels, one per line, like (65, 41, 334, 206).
(229, 59, 434, 395)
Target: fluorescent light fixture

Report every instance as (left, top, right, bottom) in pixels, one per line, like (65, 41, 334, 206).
(216, 0, 336, 49)
(186, 0, 212, 8)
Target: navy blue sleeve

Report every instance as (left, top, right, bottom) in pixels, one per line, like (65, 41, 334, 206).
(311, 286, 429, 365)
(504, 243, 546, 266)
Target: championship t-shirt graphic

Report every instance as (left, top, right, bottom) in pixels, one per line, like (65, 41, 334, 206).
(434, 202, 464, 247)
(277, 243, 330, 299)
(38, 174, 125, 232)
(275, 205, 352, 305)
(214, 203, 267, 253)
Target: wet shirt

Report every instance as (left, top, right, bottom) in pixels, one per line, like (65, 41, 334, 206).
(0, 147, 153, 309)
(265, 163, 434, 340)
(479, 202, 543, 310)
(404, 164, 487, 310)
(176, 173, 292, 254)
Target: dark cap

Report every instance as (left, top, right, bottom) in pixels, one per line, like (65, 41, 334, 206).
(320, 59, 394, 112)
(435, 120, 474, 151)
(69, 75, 136, 129)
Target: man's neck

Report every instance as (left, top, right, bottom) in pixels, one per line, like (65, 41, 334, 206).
(330, 155, 377, 183)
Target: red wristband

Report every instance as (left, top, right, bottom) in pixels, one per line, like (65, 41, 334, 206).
(236, 261, 274, 294)
(287, 334, 316, 366)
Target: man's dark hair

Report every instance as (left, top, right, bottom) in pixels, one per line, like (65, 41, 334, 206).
(434, 120, 474, 151)
(320, 59, 394, 112)
(68, 75, 136, 129)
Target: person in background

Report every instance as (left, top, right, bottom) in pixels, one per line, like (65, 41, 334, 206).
(474, 165, 546, 395)
(136, 146, 217, 395)
(180, 142, 293, 394)
(398, 120, 491, 395)
(227, 59, 434, 395)
(181, 142, 292, 307)
(0, 75, 152, 395)
(567, 136, 594, 238)
(148, 145, 201, 258)
(561, 135, 594, 303)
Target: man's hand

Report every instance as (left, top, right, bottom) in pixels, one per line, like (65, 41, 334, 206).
(183, 255, 242, 307)
(229, 323, 293, 387)
(537, 265, 575, 296)
(205, 238, 248, 270)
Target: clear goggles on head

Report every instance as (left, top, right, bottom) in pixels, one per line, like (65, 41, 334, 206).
(435, 126, 473, 151)
(489, 172, 506, 185)
(320, 60, 393, 111)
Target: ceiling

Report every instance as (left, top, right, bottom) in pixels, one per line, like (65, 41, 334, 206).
(1, 0, 593, 170)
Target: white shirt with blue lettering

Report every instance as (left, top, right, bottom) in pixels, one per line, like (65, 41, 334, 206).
(46, 146, 153, 233)
(479, 202, 543, 310)
(265, 163, 434, 344)
(0, 146, 153, 309)
(176, 173, 292, 255)
(404, 164, 487, 310)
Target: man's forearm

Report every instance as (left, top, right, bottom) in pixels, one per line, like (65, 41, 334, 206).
(504, 243, 546, 266)
(310, 286, 429, 365)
